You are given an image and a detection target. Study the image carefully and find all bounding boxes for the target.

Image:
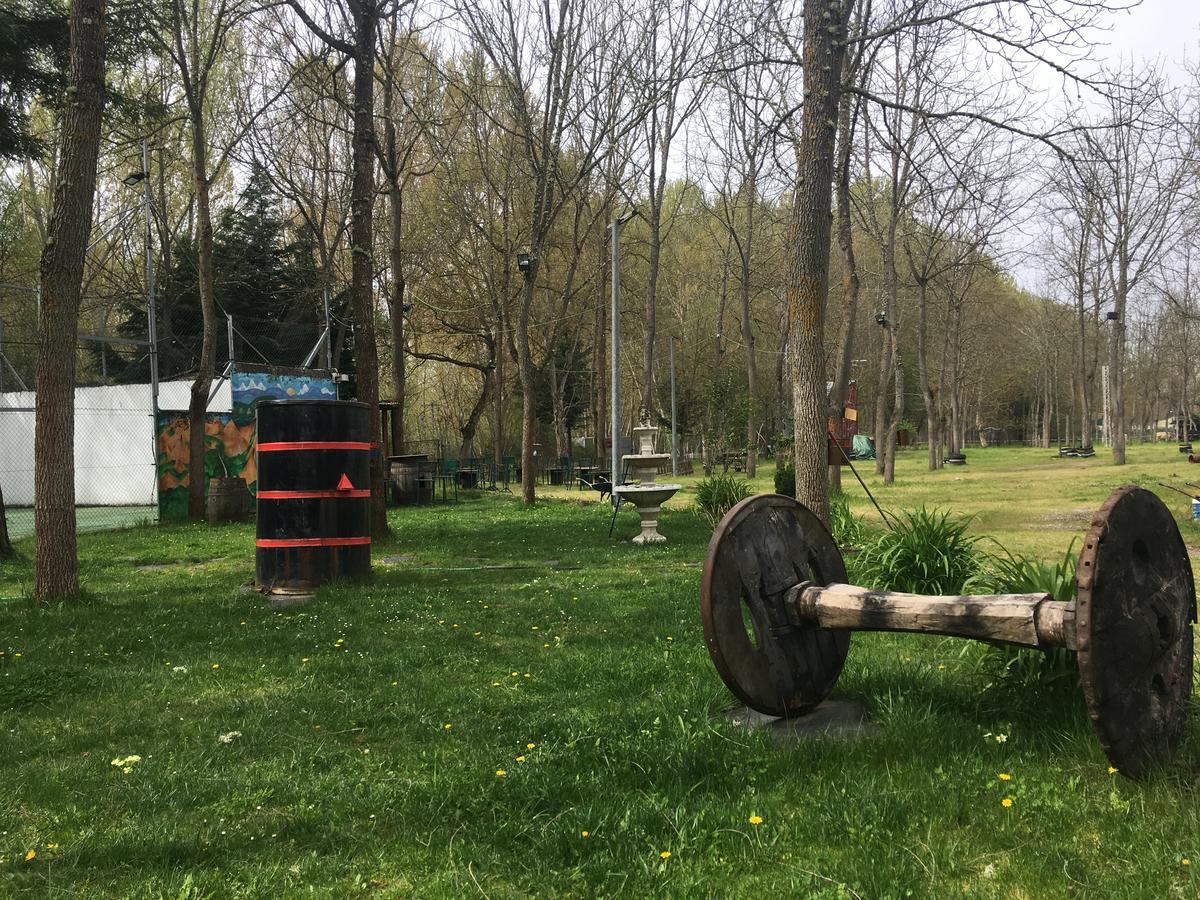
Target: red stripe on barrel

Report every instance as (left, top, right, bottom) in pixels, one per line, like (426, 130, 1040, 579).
(256, 537, 372, 548)
(256, 489, 372, 500)
(257, 441, 373, 452)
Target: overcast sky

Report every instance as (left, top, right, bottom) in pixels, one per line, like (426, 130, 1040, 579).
(1102, 0, 1200, 71)
(1006, 0, 1200, 293)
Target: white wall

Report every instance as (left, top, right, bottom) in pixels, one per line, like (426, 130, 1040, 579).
(0, 380, 231, 506)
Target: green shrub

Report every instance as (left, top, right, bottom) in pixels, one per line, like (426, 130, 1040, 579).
(967, 542, 1079, 683)
(849, 507, 980, 594)
(774, 464, 795, 497)
(694, 474, 753, 528)
(829, 492, 869, 548)
(967, 542, 1078, 601)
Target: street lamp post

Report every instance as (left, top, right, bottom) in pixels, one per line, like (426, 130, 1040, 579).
(609, 212, 635, 507)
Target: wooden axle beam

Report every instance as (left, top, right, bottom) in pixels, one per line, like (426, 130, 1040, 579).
(787, 582, 1077, 651)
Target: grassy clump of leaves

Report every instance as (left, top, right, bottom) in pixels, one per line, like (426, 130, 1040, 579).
(773, 463, 795, 498)
(849, 507, 980, 594)
(829, 491, 870, 549)
(967, 542, 1080, 683)
(693, 473, 753, 528)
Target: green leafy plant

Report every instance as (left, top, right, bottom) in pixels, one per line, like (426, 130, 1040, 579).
(694, 474, 753, 528)
(774, 463, 795, 497)
(849, 507, 980, 594)
(829, 492, 869, 548)
(967, 542, 1079, 683)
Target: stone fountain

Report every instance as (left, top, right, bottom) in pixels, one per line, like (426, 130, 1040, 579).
(615, 410, 681, 544)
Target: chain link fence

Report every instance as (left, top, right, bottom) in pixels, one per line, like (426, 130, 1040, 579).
(0, 292, 338, 544)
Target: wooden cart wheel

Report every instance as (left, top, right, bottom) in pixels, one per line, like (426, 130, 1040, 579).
(700, 494, 851, 717)
(1076, 485, 1196, 778)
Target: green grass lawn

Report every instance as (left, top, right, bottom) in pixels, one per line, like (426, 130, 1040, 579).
(1, 444, 1198, 897)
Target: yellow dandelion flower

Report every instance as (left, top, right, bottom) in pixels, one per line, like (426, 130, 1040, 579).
(1107, 766, 1119, 774)
(516, 755, 526, 762)
(523, 672, 531, 678)
(443, 723, 453, 730)
(659, 850, 671, 860)
(511, 671, 519, 677)
(24, 850, 36, 861)
(527, 743, 536, 749)
(495, 769, 506, 777)
(532, 626, 539, 631)
(491, 681, 501, 687)
(211, 663, 219, 669)
(46, 844, 58, 850)
(748, 814, 763, 825)
(581, 830, 589, 838)
(667, 636, 673, 641)
(1181, 858, 1190, 866)
(998, 773, 1012, 781)
(1001, 798, 1013, 808)
(474, 632, 482, 637)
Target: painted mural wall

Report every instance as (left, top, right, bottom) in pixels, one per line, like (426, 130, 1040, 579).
(157, 367, 337, 520)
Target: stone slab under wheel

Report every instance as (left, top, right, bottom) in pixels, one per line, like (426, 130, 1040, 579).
(700, 493, 850, 717)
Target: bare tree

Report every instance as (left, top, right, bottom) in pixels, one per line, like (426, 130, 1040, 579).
(286, 0, 403, 534)
(701, 27, 777, 478)
(1090, 65, 1192, 465)
(454, 0, 648, 504)
(33, 0, 107, 598)
(783, 0, 855, 526)
(639, 0, 710, 421)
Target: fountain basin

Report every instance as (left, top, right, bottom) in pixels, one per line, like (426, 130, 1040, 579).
(614, 482, 681, 544)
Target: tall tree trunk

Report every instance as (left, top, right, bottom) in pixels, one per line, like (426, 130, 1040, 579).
(459, 369, 493, 459)
(916, 279, 936, 471)
(0, 480, 12, 558)
(34, 0, 107, 598)
(741, 174, 757, 478)
(550, 355, 570, 458)
(948, 301, 964, 455)
(786, 0, 850, 527)
(643, 202, 660, 416)
(494, 314, 506, 465)
(828, 86, 861, 493)
(350, 8, 387, 533)
(883, 322, 903, 483)
(494, 199, 511, 468)
(517, 266, 538, 504)
(186, 110, 217, 522)
(593, 237, 607, 464)
(386, 172, 405, 455)
(1111, 256, 1128, 464)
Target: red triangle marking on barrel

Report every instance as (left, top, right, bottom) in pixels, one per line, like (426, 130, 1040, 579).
(336, 473, 356, 491)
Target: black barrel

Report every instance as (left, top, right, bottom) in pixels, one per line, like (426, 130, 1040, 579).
(255, 400, 372, 591)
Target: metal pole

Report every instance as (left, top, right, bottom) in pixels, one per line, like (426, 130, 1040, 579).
(610, 217, 621, 507)
(322, 287, 332, 369)
(226, 313, 235, 367)
(143, 139, 160, 512)
(0, 319, 5, 393)
(670, 334, 677, 476)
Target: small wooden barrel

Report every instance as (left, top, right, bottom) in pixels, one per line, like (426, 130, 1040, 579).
(255, 400, 371, 592)
(207, 476, 249, 524)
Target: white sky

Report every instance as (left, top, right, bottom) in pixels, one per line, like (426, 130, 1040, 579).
(1101, 0, 1200, 72)
(1007, 0, 1200, 293)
